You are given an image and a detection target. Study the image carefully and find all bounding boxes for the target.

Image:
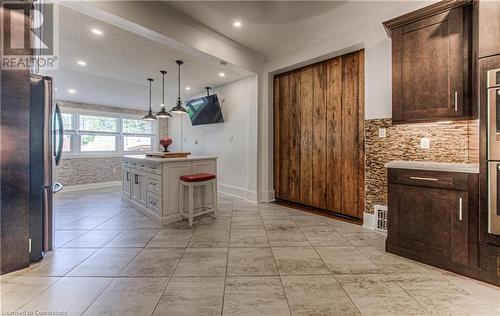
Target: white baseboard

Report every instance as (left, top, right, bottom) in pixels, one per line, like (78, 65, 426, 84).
(61, 181, 121, 193)
(257, 190, 275, 202)
(217, 183, 254, 202)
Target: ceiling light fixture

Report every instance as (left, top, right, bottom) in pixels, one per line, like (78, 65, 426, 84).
(170, 60, 188, 114)
(143, 78, 157, 121)
(185, 86, 191, 91)
(77, 60, 87, 66)
(219, 72, 225, 77)
(233, 21, 242, 28)
(156, 70, 172, 118)
(68, 89, 76, 94)
(91, 28, 103, 35)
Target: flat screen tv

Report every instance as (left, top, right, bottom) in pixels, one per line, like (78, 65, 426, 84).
(186, 94, 224, 125)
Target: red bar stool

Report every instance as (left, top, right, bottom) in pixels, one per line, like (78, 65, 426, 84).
(179, 173, 218, 226)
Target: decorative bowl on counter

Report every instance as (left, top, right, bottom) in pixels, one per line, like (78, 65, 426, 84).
(159, 137, 173, 152)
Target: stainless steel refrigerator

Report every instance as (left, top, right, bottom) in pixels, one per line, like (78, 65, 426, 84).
(30, 74, 63, 261)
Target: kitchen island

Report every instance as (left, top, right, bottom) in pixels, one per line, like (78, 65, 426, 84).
(122, 155, 217, 224)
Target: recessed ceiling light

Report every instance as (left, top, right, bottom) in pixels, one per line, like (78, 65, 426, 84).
(219, 72, 225, 77)
(185, 86, 191, 90)
(77, 60, 87, 66)
(68, 89, 76, 94)
(91, 28, 103, 35)
(233, 21, 242, 28)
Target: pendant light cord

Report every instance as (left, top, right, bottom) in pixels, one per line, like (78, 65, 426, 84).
(149, 79, 152, 111)
(162, 72, 165, 105)
(177, 62, 181, 104)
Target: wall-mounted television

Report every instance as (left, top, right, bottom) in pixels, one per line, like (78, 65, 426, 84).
(185, 94, 224, 126)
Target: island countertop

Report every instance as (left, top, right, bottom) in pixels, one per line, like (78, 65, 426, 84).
(384, 160, 479, 174)
(123, 155, 217, 163)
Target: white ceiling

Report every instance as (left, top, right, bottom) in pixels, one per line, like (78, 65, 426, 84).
(164, 1, 401, 59)
(42, 5, 250, 110)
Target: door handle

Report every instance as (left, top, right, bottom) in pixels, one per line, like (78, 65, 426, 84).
(409, 176, 438, 182)
(458, 197, 463, 221)
(454, 91, 458, 112)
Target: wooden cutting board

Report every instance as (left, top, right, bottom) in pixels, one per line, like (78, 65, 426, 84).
(145, 152, 191, 158)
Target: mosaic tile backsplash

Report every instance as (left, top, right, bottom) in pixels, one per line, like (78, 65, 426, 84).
(364, 118, 478, 214)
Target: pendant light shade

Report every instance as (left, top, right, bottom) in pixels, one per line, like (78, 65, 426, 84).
(170, 60, 188, 114)
(156, 70, 172, 118)
(143, 78, 157, 121)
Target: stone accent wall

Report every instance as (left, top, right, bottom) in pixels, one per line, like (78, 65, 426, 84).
(364, 118, 478, 214)
(56, 100, 169, 186)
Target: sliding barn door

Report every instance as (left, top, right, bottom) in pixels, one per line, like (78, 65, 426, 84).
(274, 50, 365, 219)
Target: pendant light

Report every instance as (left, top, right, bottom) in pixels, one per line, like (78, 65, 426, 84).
(156, 70, 172, 118)
(170, 60, 188, 114)
(142, 78, 156, 121)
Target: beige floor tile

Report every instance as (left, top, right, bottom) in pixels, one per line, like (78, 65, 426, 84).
(262, 217, 298, 229)
(396, 276, 499, 316)
(0, 276, 59, 312)
(14, 248, 97, 276)
(359, 246, 434, 273)
(337, 274, 428, 316)
(196, 216, 231, 230)
(59, 216, 111, 230)
(223, 276, 291, 315)
(315, 246, 381, 274)
(121, 248, 184, 277)
(55, 229, 88, 247)
(67, 247, 141, 276)
(20, 277, 113, 316)
(281, 275, 360, 315)
(174, 248, 228, 276)
(342, 231, 386, 248)
(447, 273, 500, 313)
(188, 229, 230, 247)
(105, 228, 160, 247)
(227, 247, 278, 276)
(231, 215, 264, 229)
(272, 246, 330, 275)
(292, 215, 330, 226)
(146, 229, 194, 248)
(153, 277, 225, 316)
(95, 217, 160, 230)
(230, 228, 269, 247)
(266, 228, 309, 247)
(61, 229, 123, 248)
(301, 226, 351, 246)
(84, 277, 168, 316)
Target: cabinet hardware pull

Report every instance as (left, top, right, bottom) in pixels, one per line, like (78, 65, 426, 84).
(409, 176, 438, 181)
(458, 197, 463, 221)
(454, 91, 458, 111)
(126, 172, 129, 181)
(134, 174, 139, 184)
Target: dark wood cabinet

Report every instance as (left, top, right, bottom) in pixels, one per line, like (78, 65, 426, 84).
(384, 1, 473, 123)
(387, 168, 478, 269)
(274, 50, 365, 219)
(476, 0, 500, 58)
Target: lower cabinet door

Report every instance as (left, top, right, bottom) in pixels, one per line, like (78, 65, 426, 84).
(147, 191, 162, 216)
(388, 184, 469, 265)
(122, 169, 131, 197)
(131, 172, 147, 207)
(164, 162, 192, 216)
(138, 174, 147, 207)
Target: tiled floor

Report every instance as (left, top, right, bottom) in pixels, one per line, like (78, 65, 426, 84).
(2, 187, 500, 315)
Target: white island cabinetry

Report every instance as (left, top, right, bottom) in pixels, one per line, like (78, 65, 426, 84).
(122, 155, 217, 224)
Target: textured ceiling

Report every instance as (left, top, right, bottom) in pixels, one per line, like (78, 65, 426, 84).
(42, 5, 250, 110)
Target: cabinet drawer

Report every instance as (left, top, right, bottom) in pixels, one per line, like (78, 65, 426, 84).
(130, 161, 139, 169)
(147, 174, 162, 194)
(388, 169, 469, 191)
(146, 163, 161, 175)
(147, 191, 162, 215)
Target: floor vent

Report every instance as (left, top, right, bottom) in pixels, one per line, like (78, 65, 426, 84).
(374, 205, 388, 232)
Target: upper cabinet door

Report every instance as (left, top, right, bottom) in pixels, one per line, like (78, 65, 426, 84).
(477, 0, 500, 58)
(387, 4, 472, 123)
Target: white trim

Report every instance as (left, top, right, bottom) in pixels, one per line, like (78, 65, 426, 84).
(257, 190, 275, 203)
(217, 183, 257, 203)
(60, 181, 121, 193)
(362, 211, 376, 230)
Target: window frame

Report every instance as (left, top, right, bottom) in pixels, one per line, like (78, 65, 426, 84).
(61, 108, 157, 158)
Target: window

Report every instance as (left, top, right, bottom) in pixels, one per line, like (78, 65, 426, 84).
(60, 109, 156, 156)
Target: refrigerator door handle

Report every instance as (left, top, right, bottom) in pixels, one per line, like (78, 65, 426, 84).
(54, 104, 63, 166)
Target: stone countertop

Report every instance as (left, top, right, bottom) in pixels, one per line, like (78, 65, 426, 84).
(384, 160, 479, 174)
(123, 155, 217, 163)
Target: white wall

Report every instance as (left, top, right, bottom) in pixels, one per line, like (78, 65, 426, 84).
(257, 1, 433, 201)
(168, 76, 258, 200)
